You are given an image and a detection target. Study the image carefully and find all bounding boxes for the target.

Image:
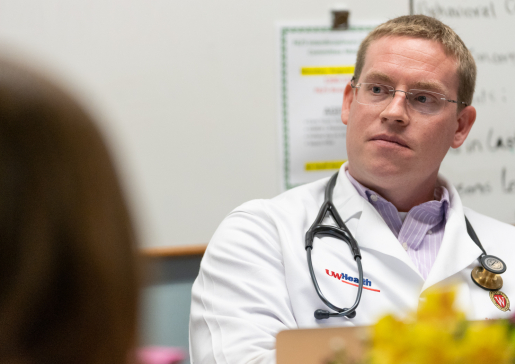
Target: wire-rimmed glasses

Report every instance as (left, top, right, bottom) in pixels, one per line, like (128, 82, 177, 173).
(351, 81, 468, 115)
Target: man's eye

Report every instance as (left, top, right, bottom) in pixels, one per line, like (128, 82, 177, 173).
(412, 93, 438, 104)
(372, 86, 382, 94)
(415, 95, 427, 103)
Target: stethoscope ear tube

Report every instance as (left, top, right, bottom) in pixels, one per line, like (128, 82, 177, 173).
(306, 173, 364, 320)
(465, 216, 507, 290)
(465, 217, 487, 256)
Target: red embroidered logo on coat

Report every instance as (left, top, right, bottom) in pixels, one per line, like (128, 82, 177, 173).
(494, 294, 506, 308)
(489, 291, 510, 312)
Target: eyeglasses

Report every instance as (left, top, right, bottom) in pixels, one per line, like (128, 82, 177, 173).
(351, 81, 468, 115)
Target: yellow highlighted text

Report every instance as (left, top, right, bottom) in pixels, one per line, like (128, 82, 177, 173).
(301, 66, 355, 76)
(305, 160, 347, 171)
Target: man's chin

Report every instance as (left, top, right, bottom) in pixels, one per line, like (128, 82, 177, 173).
(348, 160, 414, 186)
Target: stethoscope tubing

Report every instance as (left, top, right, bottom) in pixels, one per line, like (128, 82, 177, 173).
(307, 246, 363, 317)
(306, 172, 505, 320)
(306, 172, 364, 319)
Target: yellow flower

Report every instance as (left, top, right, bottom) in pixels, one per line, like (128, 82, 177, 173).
(456, 321, 514, 364)
(370, 315, 456, 364)
(417, 287, 464, 328)
(368, 286, 515, 364)
(369, 315, 411, 364)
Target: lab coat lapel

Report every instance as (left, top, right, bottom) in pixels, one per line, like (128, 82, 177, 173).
(355, 201, 422, 276)
(421, 177, 483, 293)
(331, 166, 363, 224)
(332, 166, 422, 277)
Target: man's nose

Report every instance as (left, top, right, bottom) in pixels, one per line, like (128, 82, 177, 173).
(379, 90, 410, 124)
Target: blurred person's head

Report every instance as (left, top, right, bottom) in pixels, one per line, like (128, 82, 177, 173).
(0, 58, 138, 364)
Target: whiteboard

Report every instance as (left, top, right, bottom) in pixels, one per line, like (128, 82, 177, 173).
(414, 0, 515, 224)
(278, 22, 378, 189)
(0, 0, 409, 248)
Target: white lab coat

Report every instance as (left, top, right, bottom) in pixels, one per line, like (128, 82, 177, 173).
(189, 165, 515, 364)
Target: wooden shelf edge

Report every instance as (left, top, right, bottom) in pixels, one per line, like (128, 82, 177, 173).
(140, 244, 207, 258)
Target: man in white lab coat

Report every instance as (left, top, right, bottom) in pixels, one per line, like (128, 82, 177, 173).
(189, 15, 515, 364)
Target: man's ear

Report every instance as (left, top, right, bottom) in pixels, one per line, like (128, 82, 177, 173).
(341, 81, 354, 126)
(451, 105, 476, 148)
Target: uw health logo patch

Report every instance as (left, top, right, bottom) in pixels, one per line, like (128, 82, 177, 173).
(325, 269, 380, 292)
(489, 291, 511, 312)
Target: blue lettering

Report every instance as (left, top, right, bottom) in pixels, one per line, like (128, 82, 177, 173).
(331, 270, 373, 287)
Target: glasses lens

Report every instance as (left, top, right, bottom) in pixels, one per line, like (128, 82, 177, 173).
(354, 84, 448, 114)
(407, 89, 445, 115)
(356, 83, 392, 105)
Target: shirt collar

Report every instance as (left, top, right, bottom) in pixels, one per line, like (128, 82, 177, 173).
(345, 169, 450, 225)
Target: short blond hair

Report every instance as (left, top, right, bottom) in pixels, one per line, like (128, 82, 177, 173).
(354, 15, 476, 108)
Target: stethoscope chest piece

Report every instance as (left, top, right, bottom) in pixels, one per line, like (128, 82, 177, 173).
(471, 255, 506, 291)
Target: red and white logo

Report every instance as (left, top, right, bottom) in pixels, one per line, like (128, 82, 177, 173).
(490, 291, 510, 312)
(494, 294, 506, 308)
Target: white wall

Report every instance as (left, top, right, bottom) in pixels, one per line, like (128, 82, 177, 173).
(415, 0, 515, 224)
(0, 0, 410, 247)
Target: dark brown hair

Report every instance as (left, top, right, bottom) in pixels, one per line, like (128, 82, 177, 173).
(0, 58, 139, 364)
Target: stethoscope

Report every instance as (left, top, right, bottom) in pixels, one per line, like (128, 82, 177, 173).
(306, 172, 507, 320)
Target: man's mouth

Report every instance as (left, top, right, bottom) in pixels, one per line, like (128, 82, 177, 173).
(370, 134, 410, 149)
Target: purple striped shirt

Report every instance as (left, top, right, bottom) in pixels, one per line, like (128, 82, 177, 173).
(346, 171, 449, 279)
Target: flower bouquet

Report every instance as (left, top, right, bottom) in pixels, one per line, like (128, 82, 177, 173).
(326, 288, 515, 364)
